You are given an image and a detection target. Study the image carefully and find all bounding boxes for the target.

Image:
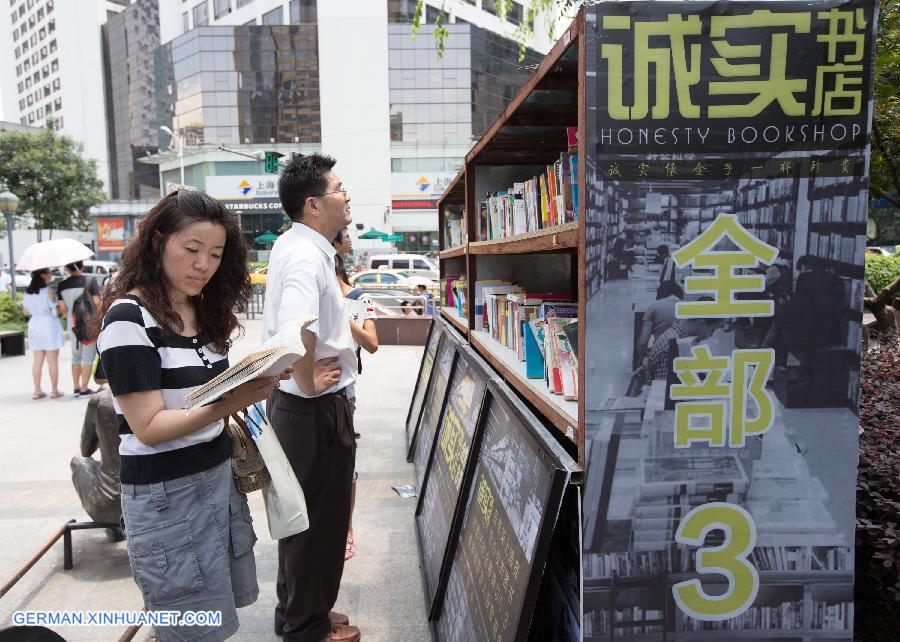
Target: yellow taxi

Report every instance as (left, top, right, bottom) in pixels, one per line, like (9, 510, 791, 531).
(347, 269, 411, 287)
(250, 266, 268, 285)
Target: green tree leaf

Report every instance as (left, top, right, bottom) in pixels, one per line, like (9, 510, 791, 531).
(0, 121, 105, 234)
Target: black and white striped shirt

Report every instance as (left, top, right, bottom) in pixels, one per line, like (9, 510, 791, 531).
(97, 295, 231, 484)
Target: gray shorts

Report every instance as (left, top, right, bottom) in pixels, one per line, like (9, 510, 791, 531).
(121, 459, 258, 642)
(70, 333, 97, 365)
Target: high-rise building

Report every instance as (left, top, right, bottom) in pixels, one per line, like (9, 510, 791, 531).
(102, 0, 161, 200)
(148, 0, 564, 251)
(0, 0, 129, 191)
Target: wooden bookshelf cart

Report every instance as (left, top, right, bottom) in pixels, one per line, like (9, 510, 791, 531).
(437, 13, 586, 465)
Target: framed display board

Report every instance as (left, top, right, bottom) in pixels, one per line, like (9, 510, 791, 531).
(415, 343, 493, 617)
(434, 379, 577, 642)
(410, 326, 461, 490)
(406, 319, 444, 452)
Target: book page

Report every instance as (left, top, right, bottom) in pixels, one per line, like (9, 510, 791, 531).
(183, 316, 316, 413)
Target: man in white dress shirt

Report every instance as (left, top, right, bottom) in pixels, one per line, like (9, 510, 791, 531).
(262, 153, 360, 642)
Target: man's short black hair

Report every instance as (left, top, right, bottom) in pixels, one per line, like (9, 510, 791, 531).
(65, 261, 83, 272)
(278, 153, 336, 222)
(657, 281, 683, 299)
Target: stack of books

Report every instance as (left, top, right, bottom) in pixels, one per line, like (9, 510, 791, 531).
(477, 127, 579, 241)
(443, 211, 466, 249)
(473, 279, 579, 401)
(630, 455, 750, 551)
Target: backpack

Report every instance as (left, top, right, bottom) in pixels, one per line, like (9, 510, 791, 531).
(72, 289, 97, 344)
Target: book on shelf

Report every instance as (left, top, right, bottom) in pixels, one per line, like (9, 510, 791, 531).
(524, 317, 546, 379)
(473, 279, 512, 327)
(477, 282, 522, 331)
(444, 214, 466, 249)
(447, 276, 459, 307)
(184, 317, 316, 413)
(547, 162, 559, 226)
(811, 601, 852, 630)
(584, 607, 664, 637)
(512, 182, 527, 236)
(682, 600, 804, 631)
(539, 173, 550, 229)
(453, 278, 468, 317)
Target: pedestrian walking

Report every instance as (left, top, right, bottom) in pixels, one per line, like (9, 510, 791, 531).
(57, 261, 101, 396)
(22, 268, 65, 399)
(95, 190, 286, 642)
(332, 226, 379, 561)
(262, 153, 360, 642)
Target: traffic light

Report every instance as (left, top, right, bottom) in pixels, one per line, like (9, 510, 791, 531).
(264, 151, 283, 174)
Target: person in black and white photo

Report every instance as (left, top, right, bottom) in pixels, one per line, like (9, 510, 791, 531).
(262, 154, 360, 642)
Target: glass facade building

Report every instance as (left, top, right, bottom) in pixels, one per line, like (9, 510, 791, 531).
(387, 22, 540, 145)
(102, 0, 161, 200)
(155, 24, 321, 148)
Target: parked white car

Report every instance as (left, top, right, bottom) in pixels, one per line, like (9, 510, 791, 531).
(367, 254, 438, 279)
(13, 269, 31, 289)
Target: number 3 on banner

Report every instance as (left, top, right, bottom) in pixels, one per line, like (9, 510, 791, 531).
(672, 503, 759, 621)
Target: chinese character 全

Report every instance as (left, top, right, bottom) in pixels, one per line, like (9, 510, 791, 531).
(672, 214, 779, 318)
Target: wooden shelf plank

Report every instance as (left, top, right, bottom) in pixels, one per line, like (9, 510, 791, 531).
(440, 307, 468, 335)
(469, 222, 578, 255)
(438, 168, 466, 206)
(438, 244, 467, 259)
(469, 329, 578, 440)
(466, 20, 581, 164)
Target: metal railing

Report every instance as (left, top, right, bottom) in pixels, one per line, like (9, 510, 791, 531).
(245, 285, 265, 320)
(241, 287, 437, 321)
(364, 293, 435, 318)
(0, 519, 143, 640)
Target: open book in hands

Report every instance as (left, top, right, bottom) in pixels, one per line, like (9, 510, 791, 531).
(183, 317, 317, 414)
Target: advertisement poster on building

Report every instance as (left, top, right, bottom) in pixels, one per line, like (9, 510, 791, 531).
(582, 1, 877, 638)
(97, 218, 126, 252)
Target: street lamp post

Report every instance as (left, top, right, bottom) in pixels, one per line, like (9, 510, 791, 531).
(160, 126, 185, 187)
(0, 189, 20, 302)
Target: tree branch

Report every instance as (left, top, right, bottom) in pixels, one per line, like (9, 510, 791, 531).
(869, 186, 900, 209)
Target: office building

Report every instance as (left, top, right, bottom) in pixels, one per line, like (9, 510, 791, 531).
(102, 0, 161, 200)
(149, 0, 560, 251)
(0, 0, 130, 190)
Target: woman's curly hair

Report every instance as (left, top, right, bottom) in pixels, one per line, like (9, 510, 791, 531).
(94, 190, 251, 353)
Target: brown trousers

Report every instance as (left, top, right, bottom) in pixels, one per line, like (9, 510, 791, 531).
(268, 388, 356, 642)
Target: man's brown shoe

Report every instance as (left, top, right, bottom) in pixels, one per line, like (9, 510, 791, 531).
(329, 611, 350, 630)
(326, 624, 360, 642)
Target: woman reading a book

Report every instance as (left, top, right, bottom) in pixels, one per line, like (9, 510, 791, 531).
(95, 190, 287, 642)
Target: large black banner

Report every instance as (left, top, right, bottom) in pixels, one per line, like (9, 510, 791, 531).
(583, 1, 876, 639)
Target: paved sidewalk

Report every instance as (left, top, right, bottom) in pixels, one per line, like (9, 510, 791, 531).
(0, 320, 432, 641)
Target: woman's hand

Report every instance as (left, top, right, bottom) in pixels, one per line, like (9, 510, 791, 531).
(219, 369, 291, 416)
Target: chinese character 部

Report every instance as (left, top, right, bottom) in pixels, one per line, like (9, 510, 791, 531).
(671, 345, 776, 447)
